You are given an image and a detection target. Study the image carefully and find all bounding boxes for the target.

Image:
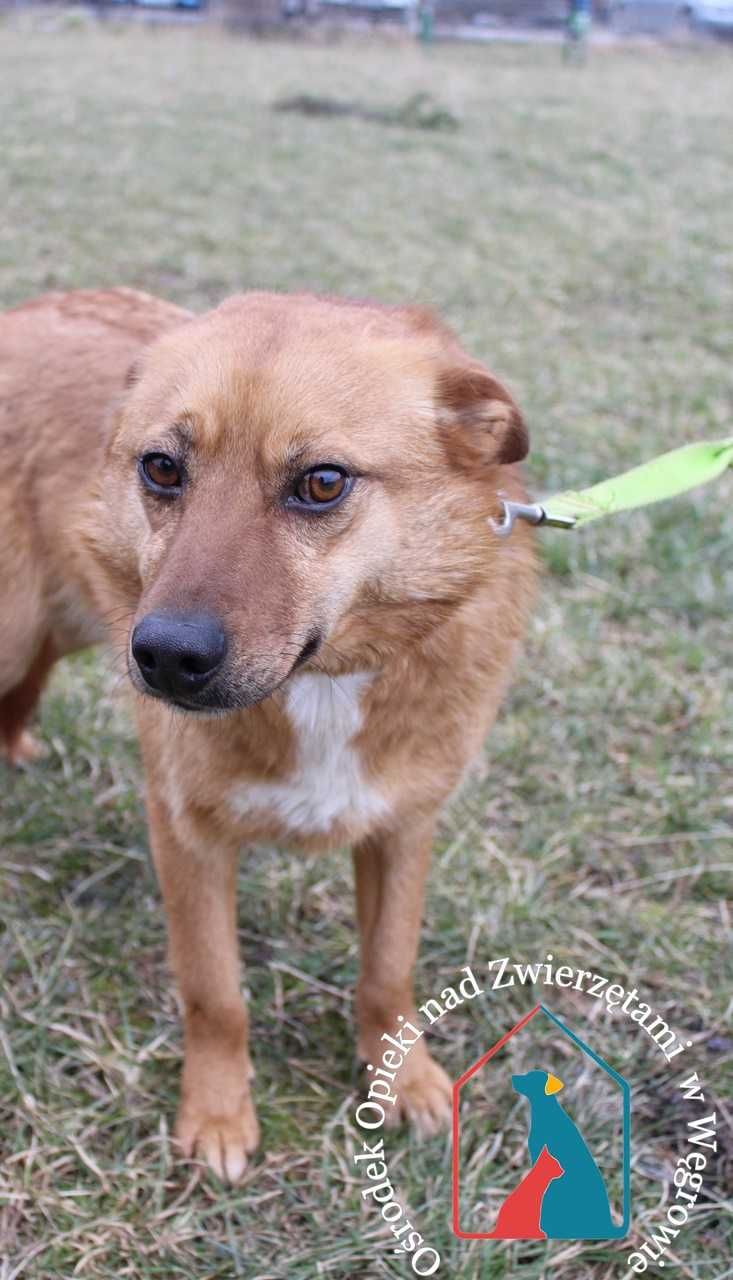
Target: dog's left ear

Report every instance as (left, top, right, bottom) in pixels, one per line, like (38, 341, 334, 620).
(436, 361, 529, 470)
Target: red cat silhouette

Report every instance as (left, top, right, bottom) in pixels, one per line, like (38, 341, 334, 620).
(488, 1145, 564, 1239)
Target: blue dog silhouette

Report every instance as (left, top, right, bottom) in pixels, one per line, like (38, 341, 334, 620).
(512, 1069, 618, 1239)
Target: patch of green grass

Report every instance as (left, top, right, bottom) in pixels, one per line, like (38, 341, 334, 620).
(1, 21, 732, 1279)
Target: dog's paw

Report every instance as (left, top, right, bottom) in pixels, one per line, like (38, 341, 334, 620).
(384, 1046, 452, 1138)
(1, 730, 48, 768)
(175, 1093, 260, 1183)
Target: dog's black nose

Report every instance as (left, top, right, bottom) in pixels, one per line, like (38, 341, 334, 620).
(131, 612, 227, 701)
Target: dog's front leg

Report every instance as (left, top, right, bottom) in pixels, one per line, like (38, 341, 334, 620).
(147, 794, 258, 1182)
(352, 820, 452, 1136)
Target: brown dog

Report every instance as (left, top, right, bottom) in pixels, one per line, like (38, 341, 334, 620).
(0, 288, 536, 1180)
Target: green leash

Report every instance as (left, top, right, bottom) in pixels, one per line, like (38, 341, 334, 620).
(491, 437, 733, 538)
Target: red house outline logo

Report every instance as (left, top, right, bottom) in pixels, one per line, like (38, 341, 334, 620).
(451, 1003, 631, 1241)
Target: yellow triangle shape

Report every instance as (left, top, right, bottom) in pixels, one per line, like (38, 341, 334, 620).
(545, 1072, 564, 1095)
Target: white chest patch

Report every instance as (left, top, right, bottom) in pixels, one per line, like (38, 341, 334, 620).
(229, 672, 387, 837)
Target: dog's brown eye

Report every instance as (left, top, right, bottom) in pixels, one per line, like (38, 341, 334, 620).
(293, 467, 350, 509)
(140, 453, 182, 493)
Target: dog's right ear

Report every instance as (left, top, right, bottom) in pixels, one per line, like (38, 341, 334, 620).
(436, 360, 529, 472)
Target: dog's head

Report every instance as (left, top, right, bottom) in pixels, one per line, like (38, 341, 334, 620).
(97, 292, 529, 713)
(512, 1070, 565, 1102)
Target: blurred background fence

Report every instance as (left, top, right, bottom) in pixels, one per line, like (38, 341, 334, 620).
(2, 0, 732, 40)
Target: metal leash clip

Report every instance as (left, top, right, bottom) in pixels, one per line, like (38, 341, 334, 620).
(489, 497, 577, 539)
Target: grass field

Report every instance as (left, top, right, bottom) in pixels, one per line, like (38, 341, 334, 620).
(1, 18, 732, 1280)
